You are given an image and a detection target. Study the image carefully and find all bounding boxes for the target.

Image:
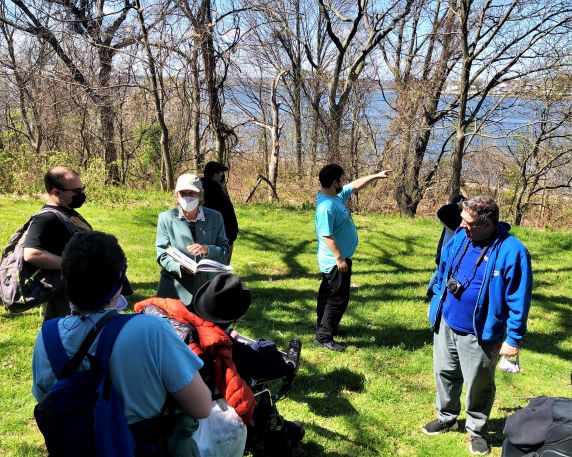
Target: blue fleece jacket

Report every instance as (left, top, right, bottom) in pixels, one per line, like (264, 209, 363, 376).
(428, 222, 532, 347)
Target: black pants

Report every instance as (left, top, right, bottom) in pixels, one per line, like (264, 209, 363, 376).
(316, 258, 352, 342)
(41, 290, 70, 321)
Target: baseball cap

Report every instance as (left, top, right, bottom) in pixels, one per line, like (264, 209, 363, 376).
(175, 173, 202, 192)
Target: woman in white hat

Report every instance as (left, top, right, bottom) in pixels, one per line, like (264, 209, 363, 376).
(155, 173, 229, 305)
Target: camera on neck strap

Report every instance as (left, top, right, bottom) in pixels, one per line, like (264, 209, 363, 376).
(446, 277, 463, 297)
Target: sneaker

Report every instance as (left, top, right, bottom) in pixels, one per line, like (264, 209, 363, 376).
(422, 418, 458, 435)
(314, 338, 345, 352)
(283, 420, 305, 446)
(469, 436, 490, 455)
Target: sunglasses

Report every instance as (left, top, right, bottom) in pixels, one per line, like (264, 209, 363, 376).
(57, 186, 85, 195)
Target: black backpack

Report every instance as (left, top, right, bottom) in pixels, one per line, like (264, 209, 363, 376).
(502, 396, 572, 457)
(34, 311, 138, 457)
(0, 208, 77, 312)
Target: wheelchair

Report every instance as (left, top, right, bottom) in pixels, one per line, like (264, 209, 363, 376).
(138, 302, 304, 456)
(234, 335, 304, 457)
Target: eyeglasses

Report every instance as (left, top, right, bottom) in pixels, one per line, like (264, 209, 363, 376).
(461, 216, 483, 228)
(57, 186, 85, 195)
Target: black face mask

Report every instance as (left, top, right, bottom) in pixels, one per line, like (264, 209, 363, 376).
(69, 192, 86, 209)
(335, 183, 343, 194)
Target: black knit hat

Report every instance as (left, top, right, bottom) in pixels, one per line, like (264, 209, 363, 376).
(193, 273, 251, 323)
(203, 161, 228, 177)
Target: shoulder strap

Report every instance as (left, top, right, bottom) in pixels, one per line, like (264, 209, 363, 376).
(42, 311, 119, 380)
(94, 314, 139, 404)
(2, 215, 36, 255)
(41, 318, 69, 381)
(38, 208, 79, 235)
(95, 314, 139, 372)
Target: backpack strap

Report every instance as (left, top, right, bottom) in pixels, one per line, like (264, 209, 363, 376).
(41, 318, 69, 381)
(95, 314, 139, 371)
(38, 208, 82, 236)
(94, 314, 139, 401)
(42, 311, 119, 380)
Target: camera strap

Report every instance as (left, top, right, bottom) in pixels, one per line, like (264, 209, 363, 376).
(450, 240, 489, 280)
(449, 239, 470, 279)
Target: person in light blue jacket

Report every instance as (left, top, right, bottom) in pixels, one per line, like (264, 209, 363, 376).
(156, 173, 229, 306)
(423, 196, 532, 456)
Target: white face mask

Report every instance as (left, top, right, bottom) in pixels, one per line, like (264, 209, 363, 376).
(114, 295, 129, 311)
(179, 196, 199, 212)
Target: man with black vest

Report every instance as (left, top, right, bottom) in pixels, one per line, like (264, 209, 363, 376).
(23, 167, 93, 320)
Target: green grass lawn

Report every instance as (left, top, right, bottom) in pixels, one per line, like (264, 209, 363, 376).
(1, 197, 570, 457)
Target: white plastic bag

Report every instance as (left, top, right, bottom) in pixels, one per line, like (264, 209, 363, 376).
(192, 398, 247, 457)
(499, 355, 520, 373)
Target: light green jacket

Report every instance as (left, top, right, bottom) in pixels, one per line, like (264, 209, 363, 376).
(155, 207, 229, 305)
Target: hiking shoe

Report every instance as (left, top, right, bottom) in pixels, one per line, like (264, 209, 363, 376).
(422, 418, 458, 435)
(469, 436, 490, 455)
(314, 338, 345, 352)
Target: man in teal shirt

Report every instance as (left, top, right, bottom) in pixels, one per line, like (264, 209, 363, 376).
(314, 164, 391, 351)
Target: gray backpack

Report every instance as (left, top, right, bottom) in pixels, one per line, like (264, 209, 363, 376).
(0, 209, 77, 313)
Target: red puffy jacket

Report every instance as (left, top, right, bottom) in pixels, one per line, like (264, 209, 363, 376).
(134, 297, 255, 426)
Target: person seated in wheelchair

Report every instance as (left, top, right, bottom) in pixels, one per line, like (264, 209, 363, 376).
(134, 273, 304, 455)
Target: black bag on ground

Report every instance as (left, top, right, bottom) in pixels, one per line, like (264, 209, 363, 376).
(502, 396, 572, 457)
(0, 208, 76, 312)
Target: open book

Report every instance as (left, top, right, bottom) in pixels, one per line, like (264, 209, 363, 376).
(166, 246, 234, 274)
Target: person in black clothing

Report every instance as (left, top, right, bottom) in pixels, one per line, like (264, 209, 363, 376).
(426, 195, 466, 301)
(201, 161, 239, 262)
(23, 167, 93, 320)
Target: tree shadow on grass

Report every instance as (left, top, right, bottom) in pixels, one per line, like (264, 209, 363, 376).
(238, 230, 315, 281)
(526, 292, 572, 361)
(284, 367, 382, 456)
(289, 368, 364, 418)
(293, 422, 376, 456)
(340, 322, 433, 350)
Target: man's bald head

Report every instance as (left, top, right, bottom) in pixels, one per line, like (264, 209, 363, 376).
(44, 167, 79, 193)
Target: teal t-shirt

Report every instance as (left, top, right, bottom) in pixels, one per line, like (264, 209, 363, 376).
(32, 309, 203, 424)
(315, 184, 358, 273)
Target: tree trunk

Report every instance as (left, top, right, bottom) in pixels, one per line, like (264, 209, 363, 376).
(293, 0, 303, 176)
(190, 45, 202, 170)
(268, 72, 285, 199)
(135, 1, 174, 190)
(327, 104, 342, 163)
(98, 50, 120, 184)
(449, 0, 471, 197)
(200, 0, 226, 163)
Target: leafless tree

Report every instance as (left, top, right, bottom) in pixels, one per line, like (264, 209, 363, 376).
(0, 0, 139, 183)
(174, 0, 241, 164)
(317, 0, 414, 163)
(380, 0, 460, 216)
(134, 0, 174, 190)
(505, 74, 572, 225)
(448, 0, 572, 195)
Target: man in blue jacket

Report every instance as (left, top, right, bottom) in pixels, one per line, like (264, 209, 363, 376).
(423, 196, 532, 455)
